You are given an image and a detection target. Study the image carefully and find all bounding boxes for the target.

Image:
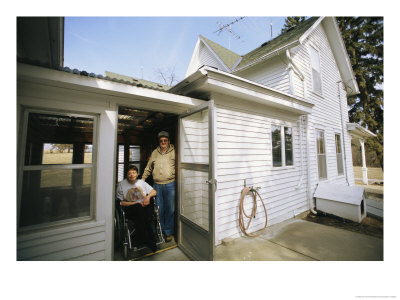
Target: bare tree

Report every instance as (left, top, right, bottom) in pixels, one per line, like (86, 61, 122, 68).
(50, 144, 73, 153)
(155, 66, 179, 86)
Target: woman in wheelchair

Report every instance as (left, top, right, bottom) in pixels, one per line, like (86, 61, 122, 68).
(116, 165, 158, 253)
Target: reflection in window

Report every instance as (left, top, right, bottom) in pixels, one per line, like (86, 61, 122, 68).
(316, 130, 327, 179)
(284, 127, 293, 166)
(335, 134, 344, 175)
(272, 125, 293, 167)
(272, 125, 282, 167)
(311, 46, 322, 94)
(19, 112, 95, 228)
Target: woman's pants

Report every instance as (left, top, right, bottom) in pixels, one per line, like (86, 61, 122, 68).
(125, 203, 157, 251)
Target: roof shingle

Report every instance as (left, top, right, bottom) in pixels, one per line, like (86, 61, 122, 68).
(234, 17, 319, 71)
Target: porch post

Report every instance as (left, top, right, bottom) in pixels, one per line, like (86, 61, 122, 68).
(359, 139, 368, 185)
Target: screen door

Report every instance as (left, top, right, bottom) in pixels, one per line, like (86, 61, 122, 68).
(178, 100, 216, 261)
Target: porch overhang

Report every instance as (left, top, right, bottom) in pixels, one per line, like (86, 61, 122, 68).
(347, 123, 377, 140)
(17, 63, 205, 114)
(170, 66, 314, 115)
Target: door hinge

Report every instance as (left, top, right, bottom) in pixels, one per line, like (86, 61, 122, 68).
(206, 178, 218, 191)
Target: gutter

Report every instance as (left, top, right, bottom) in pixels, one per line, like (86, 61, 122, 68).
(305, 114, 317, 214)
(337, 81, 350, 186)
(296, 115, 305, 189)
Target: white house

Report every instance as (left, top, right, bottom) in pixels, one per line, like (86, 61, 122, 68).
(16, 16, 374, 261)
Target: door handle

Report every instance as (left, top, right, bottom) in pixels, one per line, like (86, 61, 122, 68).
(206, 178, 218, 191)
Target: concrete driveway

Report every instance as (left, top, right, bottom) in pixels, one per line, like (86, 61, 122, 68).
(215, 218, 383, 261)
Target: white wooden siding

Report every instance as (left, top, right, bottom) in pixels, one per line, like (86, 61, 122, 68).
(238, 56, 291, 94)
(17, 222, 106, 260)
(214, 102, 308, 244)
(198, 42, 227, 71)
(290, 23, 355, 195)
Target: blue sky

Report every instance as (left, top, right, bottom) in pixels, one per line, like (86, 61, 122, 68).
(64, 17, 287, 85)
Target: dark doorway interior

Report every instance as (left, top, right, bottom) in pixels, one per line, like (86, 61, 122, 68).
(114, 105, 179, 260)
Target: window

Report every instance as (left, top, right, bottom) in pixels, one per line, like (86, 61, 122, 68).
(272, 125, 293, 167)
(284, 127, 293, 166)
(117, 145, 141, 182)
(316, 129, 327, 179)
(272, 125, 282, 167)
(310, 46, 322, 94)
(335, 134, 344, 175)
(18, 111, 96, 228)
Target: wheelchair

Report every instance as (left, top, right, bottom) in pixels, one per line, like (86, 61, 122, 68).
(114, 197, 165, 260)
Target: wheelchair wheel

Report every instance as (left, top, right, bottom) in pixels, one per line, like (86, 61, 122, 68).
(114, 208, 122, 249)
(123, 243, 128, 260)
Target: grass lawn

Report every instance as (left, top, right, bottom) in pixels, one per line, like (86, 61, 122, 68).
(353, 166, 383, 180)
(40, 152, 92, 187)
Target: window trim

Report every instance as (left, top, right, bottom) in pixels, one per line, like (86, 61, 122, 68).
(271, 123, 294, 168)
(309, 45, 323, 95)
(17, 108, 98, 232)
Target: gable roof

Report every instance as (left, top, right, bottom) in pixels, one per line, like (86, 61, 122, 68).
(197, 17, 358, 95)
(234, 17, 320, 71)
(198, 17, 321, 74)
(199, 35, 241, 70)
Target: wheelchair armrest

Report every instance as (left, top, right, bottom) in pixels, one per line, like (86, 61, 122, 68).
(115, 199, 125, 215)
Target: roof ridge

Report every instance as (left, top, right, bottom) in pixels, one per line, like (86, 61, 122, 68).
(233, 17, 320, 72)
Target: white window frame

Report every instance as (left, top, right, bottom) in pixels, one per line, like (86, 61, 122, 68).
(271, 124, 294, 168)
(315, 129, 327, 180)
(310, 45, 323, 95)
(17, 108, 98, 232)
(335, 133, 344, 176)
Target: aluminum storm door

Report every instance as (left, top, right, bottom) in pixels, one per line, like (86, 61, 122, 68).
(178, 100, 216, 261)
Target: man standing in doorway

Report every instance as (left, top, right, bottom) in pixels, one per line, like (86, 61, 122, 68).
(142, 131, 175, 242)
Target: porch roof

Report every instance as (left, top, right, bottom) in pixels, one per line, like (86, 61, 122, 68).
(18, 62, 205, 114)
(347, 123, 377, 140)
(170, 66, 314, 115)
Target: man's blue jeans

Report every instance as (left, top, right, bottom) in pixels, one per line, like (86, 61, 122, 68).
(154, 181, 175, 236)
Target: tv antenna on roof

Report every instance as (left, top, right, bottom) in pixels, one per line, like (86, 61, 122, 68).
(214, 17, 245, 49)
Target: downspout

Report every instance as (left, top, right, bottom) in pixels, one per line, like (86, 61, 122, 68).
(287, 49, 315, 213)
(286, 49, 306, 98)
(305, 114, 317, 214)
(296, 115, 305, 189)
(337, 81, 350, 186)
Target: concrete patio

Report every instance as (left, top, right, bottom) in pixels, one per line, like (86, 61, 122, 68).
(129, 216, 383, 261)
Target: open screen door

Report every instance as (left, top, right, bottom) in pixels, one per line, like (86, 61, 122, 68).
(178, 100, 216, 261)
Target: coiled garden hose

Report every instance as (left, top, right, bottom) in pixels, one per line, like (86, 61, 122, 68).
(239, 187, 268, 237)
